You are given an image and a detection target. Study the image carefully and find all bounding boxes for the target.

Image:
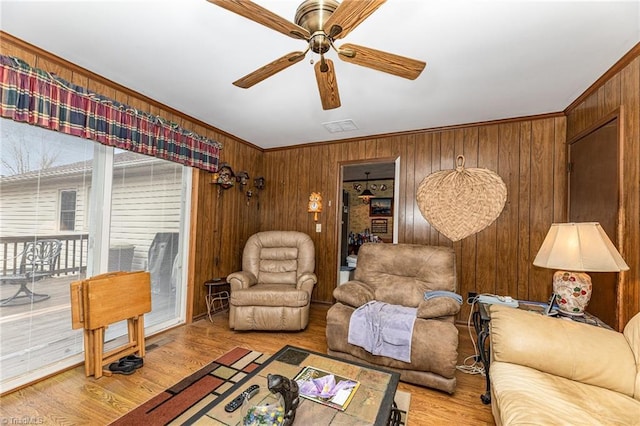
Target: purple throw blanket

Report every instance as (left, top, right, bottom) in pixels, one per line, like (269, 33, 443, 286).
(347, 301, 417, 363)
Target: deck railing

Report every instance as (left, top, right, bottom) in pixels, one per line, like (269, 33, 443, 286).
(0, 234, 89, 277)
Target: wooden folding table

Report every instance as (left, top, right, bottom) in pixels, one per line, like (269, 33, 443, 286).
(71, 271, 151, 378)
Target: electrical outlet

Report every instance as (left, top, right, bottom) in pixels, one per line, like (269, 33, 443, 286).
(315, 223, 321, 233)
(467, 292, 477, 303)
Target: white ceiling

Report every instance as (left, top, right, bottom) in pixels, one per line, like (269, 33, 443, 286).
(1, 1, 639, 150)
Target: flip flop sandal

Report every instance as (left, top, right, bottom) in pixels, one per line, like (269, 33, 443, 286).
(119, 355, 144, 369)
(108, 360, 136, 375)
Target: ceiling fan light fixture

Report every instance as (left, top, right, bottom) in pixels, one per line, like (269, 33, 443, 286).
(309, 32, 331, 54)
(209, 0, 425, 110)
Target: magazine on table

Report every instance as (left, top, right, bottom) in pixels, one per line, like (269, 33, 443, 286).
(293, 366, 360, 411)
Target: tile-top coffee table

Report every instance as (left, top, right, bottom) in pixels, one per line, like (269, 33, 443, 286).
(184, 345, 400, 425)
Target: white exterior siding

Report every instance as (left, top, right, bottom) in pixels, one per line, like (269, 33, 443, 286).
(109, 163, 182, 270)
(0, 159, 183, 274)
(0, 179, 90, 236)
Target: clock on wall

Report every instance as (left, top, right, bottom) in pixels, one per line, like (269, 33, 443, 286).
(308, 192, 323, 221)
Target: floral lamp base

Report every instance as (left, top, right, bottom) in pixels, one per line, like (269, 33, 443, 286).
(553, 270, 592, 316)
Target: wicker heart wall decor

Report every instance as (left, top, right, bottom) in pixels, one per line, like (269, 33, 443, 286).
(416, 155, 507, 242)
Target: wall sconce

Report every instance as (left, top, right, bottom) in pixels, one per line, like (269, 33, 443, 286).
(235, 170, 251, 204)
(212, 163, 235, 190)
(246, 177, 265, 207)
(308, 192, 323, 221)
(254, 177, 265, 191)
(236, 171, 250, 188)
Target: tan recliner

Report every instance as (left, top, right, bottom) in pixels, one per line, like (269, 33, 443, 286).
(326, 243, 460, 393)
(227, 231, 317, 331)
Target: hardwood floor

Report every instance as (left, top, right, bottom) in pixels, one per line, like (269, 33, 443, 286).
(0, 303, 495, 425)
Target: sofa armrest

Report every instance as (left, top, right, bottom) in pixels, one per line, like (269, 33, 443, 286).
(297, 272, 317, 294)
(227, 271, 257, 290)
(417, 297, 461, 319)
(332, 280, 374, 308)
(489, 305, 636, 397)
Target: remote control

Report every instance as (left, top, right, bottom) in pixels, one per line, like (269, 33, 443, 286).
(224, 384, 260, 413)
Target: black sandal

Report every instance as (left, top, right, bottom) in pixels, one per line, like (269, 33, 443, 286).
(119, 355, 144, 369)
(108, 360, 137, 375)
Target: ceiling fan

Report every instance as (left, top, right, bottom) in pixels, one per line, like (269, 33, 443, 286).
(207, 0, 426, 110)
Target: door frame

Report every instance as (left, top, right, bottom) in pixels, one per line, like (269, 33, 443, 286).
(567, 107, 625, 329)
(334, 157, 400, 287)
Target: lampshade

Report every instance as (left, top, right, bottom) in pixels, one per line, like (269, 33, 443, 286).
(358, 171, 375, 204)
(534, 222, 628, 316)
(533, 222, 629, 272)
(358, 189, 375, 198)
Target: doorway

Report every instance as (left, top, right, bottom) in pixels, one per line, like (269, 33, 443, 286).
(568, 115, 622, 328)
(337, 158, 400, 286)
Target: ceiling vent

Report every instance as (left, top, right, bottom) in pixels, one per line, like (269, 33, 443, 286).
(322, 119, 358, 133)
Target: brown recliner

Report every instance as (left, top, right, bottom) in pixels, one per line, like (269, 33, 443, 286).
(326, 243, 460, 393)
(227, 231, 317, 331)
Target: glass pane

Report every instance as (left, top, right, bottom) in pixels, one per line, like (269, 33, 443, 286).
(60, 190, 77, 210)
(104, 151, 184, 340)
(0, 118, 90, 387)
(60, 211, 76, 231)
(1, 119, 188, 391)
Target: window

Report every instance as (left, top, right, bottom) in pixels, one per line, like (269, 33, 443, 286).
(1, 118, 190, 392)
(59, 190, 77, 231)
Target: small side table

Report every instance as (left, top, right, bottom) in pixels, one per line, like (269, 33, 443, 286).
(472, 302, 492, 405)
(204, 277, 229, 322)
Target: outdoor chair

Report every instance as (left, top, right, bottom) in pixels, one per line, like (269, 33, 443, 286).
(0, 239, 62, 306)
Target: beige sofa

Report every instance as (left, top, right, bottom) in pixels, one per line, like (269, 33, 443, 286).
(227, 231, 317, 331)
(326, 243, 460, 393)
(489, 305, 640, 425)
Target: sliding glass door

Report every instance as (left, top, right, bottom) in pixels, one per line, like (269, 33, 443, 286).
(103, 149, 188, 341)
(0, 118, 189, 392)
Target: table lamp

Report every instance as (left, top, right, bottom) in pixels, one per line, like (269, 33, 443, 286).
(533, 222, 629, 316)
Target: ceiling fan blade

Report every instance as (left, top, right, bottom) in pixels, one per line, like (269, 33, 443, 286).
(324, 0, 386, 39)
(338, 43, 426, 80)
(233, 51, 306, 88)
(315, 59, 341, 110)
(207, 0, 310, 40)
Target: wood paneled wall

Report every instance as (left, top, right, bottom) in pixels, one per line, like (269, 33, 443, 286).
(565, 44, 640, 329)
(189, 140, 262, 320)
(260, 117, 568, 322)
(3, 31, 637, 327)
(0, 32, 263, 321)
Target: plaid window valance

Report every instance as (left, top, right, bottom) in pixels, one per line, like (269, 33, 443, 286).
(0, 55, 221, 172)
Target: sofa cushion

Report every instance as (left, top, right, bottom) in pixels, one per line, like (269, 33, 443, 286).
(417, 297, 461, 319)
(242, 231, 315, 283)
(490, 361, 640, 426)
(332, 281, 374, 308)
(623, 310, 640, 401)
(230, 285, 308, 307)
(354, 243, 457, 307)
(326, 302, 458, 379)
(490, 305, 636, 397)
